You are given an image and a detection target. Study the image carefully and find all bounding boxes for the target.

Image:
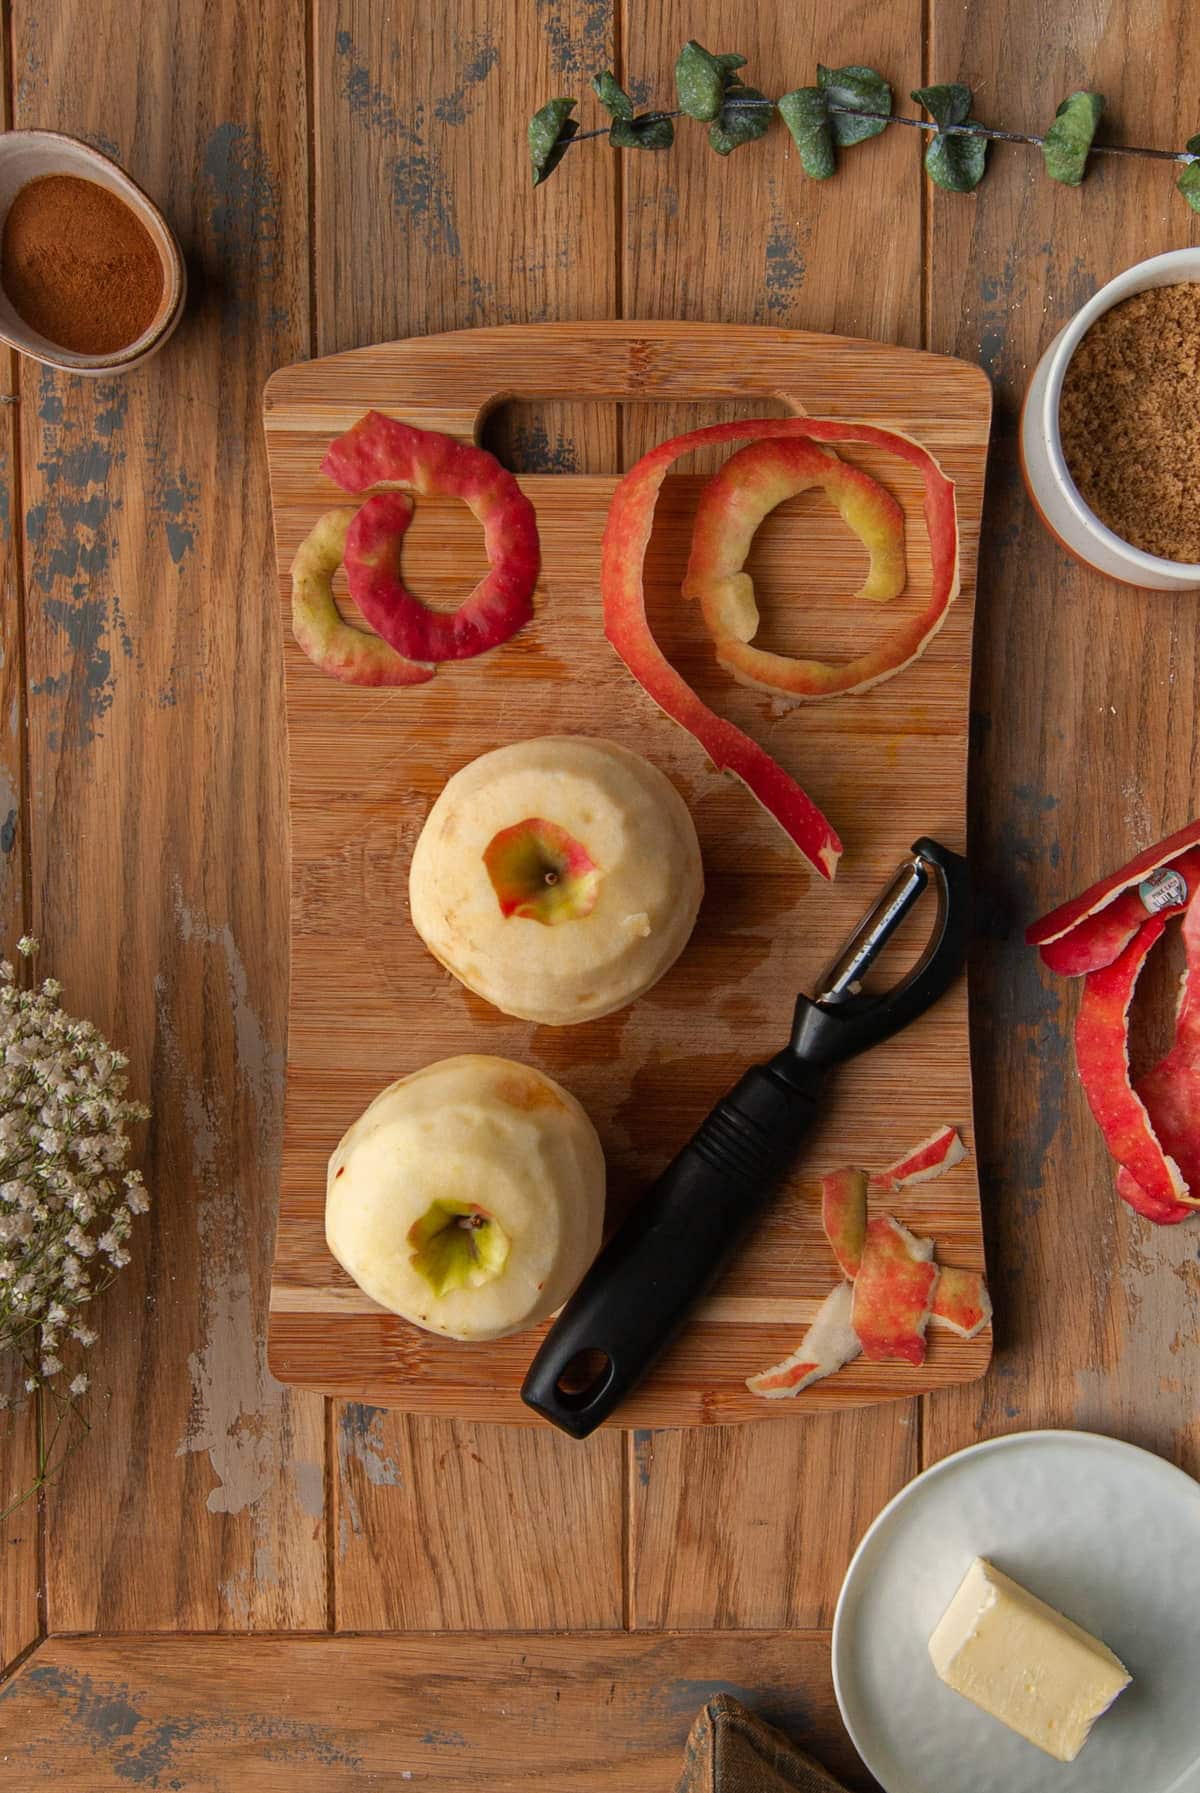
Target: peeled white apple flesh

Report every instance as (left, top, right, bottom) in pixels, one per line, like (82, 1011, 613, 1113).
(409, 735, 704, 1025)
(326, 1054, 606, 1341)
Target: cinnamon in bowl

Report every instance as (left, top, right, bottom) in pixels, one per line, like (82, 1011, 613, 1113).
(0, 130, 185, 374)
(1059, 282, 1200, 565)
(2, 173, 164, 357)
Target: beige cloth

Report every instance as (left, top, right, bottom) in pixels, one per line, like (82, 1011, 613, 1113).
(677, 1695, 850, 1793)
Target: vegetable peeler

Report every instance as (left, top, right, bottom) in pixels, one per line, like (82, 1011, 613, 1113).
(521, 837, 971, 1438)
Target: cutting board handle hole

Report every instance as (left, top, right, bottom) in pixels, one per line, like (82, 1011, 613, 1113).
(480, 397, 801, 477)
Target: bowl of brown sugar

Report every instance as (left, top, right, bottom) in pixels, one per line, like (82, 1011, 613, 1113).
(1020, 247, 1200, 591)
(0, 131, 185, 374)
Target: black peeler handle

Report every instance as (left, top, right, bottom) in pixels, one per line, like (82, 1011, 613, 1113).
(520, 1055, 826, 1438)
(521, 838, 970, 1438)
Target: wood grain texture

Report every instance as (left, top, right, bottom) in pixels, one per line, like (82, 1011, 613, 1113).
(264, 321, 991, 1424)
(311, 0, 628, 1636)
(332, 1408, 624, 1629)
(0, 347, 39, 1674)
(0, 1631, 877, 1792)
(920, 0, 1200, 1478)
(10, 0, 327, 1629)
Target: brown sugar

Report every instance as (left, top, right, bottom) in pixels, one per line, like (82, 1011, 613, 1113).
(1, 173, 164, 357)
(1059, 282, 1200, 564)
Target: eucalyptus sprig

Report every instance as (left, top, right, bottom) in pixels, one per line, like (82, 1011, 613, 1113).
(529, 45, 1200, 212)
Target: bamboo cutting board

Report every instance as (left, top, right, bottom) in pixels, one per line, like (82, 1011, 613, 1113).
(263, 321, 991, 1426)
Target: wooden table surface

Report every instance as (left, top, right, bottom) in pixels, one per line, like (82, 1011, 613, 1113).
(1, 3, 1198, 1788)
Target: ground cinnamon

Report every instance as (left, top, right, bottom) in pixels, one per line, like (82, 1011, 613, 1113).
(1, 173, 164, 356)
(1059, 282, 1200, 564)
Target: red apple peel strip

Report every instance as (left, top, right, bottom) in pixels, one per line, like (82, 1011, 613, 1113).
(871, 1124, 965, 1190)
(1037, 847, 1200, 977)
(851, 1215, 939, 1366)
(1074, 916, 1198, 1214)
(928, 1265, 992, 1338)
(602, 419, 958, 880)
(323, 411, 540, 663)
(1117, 881, 1200, 1222)
(1028, 819, 1200, 951)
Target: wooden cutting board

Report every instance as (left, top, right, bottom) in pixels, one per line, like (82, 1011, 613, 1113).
(263, 320, 992, 1426)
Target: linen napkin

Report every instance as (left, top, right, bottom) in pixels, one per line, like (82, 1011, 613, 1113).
(677, 1694, 852, 1793)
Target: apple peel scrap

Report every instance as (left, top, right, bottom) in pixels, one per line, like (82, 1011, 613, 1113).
(852, 1216, 939, 1366)
(821, 1167, 867, 1279)
(289, 507, 435, 688)
(323, 411, 540, 664)
(748, 1126, 989, 1396)
(684, 435, 959, 702)
(1074, 916, 1199, 1217)
(746, 1280, 861, 1398)
(871, 1123, 965, 1189)
(601, 418, 958, 882)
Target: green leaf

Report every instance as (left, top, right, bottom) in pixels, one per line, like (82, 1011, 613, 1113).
(911, 84, 987, 192)
(1179, 158, 1200, 213)
(675, 40, 729, 121)
(912, 83, 973, 130)
(1042, 90, 1104, 186)
(778, 87, 836, 179)
(709, 84, 772, 156)
(592, 70, 633, 120)
(609, 113, 675, 150)
(716, 53, 747, 72)
(528, 98, 578, 187)
(1187, 133, 1200, 154)
(817, 63, 892, 146)
(924, 122, 988, 192)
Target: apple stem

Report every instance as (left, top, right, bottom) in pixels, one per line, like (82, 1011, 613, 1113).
(544, 870, 559, 885)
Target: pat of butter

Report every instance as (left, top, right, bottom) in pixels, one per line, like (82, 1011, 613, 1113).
(928, 1557, 1130, 1763)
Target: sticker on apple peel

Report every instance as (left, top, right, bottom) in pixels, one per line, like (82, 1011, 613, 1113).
(1140, 868, 1189, 914)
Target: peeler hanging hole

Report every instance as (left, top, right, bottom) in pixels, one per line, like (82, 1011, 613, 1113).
(554, 1347, 613, 1409)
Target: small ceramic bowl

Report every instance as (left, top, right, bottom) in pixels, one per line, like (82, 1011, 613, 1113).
(0, 130, 186, 375)
(1020, 246, 1200, 591)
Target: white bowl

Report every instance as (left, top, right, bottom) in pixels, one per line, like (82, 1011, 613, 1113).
(1019, 247, 1200, 591)
(0, 130, 186, 375)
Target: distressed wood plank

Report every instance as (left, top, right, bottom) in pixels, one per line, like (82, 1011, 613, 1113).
(621, 1, 927, 1625)
(922, 2, 1200, 1473)
(313, 0, 626, 1628)
(0, 1631, 876, 1792)
(11, 0, 327, 1628)
(0, 362, 39, 1674)
(0, 7, 40, 1673)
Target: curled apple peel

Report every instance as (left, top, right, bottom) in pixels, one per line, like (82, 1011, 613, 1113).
(289, 506, 435, 687)
(1117, 881, 1200, 1220)
(1074, 917, 1198, 1216)
(601, 416, 958, 878)
(1028, 819, 1200, 962)
(684, 435, 937, 701)
(323, 410, 541, 663)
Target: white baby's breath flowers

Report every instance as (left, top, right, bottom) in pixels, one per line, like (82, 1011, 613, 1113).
(0, 941, 149, 1496)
